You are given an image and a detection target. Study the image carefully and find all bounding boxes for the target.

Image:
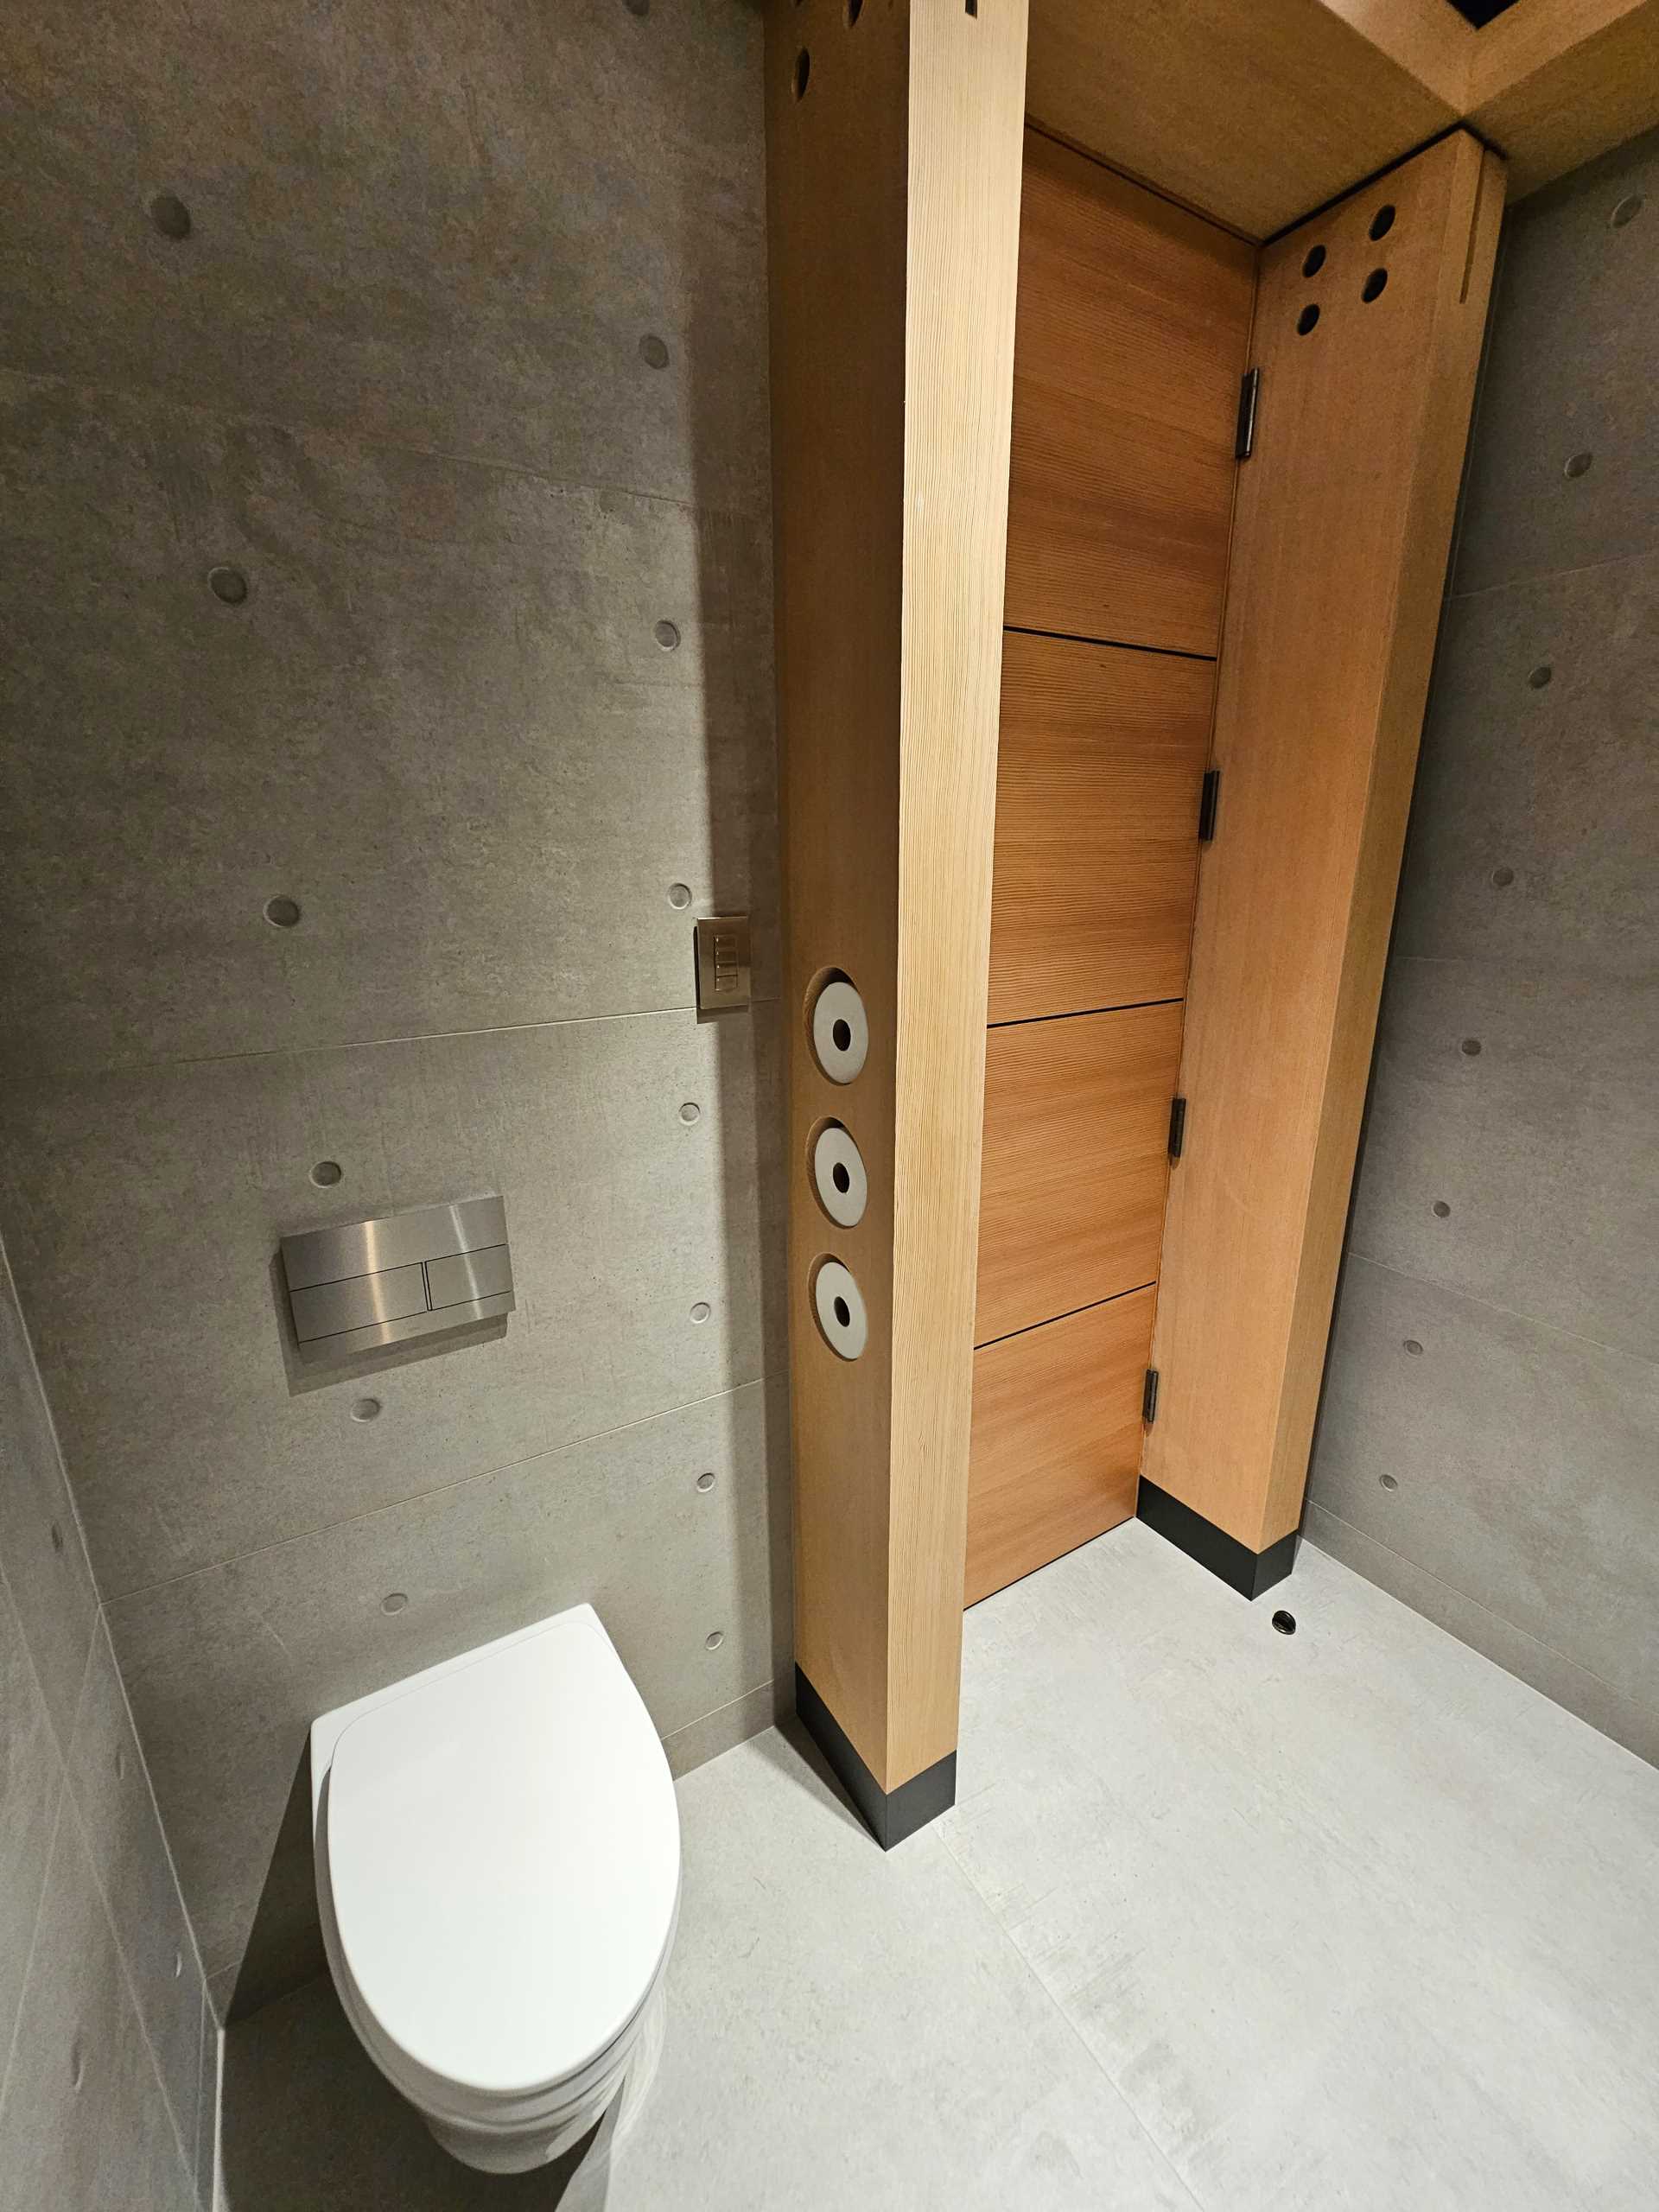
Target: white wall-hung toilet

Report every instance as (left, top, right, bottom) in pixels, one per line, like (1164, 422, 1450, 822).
(309, 1605, 681, 2174)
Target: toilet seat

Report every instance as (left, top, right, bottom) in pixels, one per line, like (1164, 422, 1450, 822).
(314, 1605, 679, 2122)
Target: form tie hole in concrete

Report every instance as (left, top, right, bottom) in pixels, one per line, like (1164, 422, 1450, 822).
(1272, 1611, 1297, 1636)
(1296, 303, 1319, 335)
(690, 1300, 712, 1324)
(654, 620, 681, 651)
(70, 2035, 86, 2093)
(1380, 1473, 1400, 1491)
(667, 881, 692, 910)
(1611, 194, 1643, 228)
(310, 1160, 343, 1187)
(1460, 1038, 1482, 1057)
(1361, 267, 1389, 303)
(1301, 244, 1325, 277)
(624, 0, 650, 17)
(264, 896, 301, 928)
(639, 333, 669, 369)
(1564, 450, 1593, 480)
(208, 565, 248, 605)
(1404, 1338, 1423, 1357)
(173, 1951, 183, 1980)
(1528, 662, 1553, 689)
(382, 1592, 408, 1615)
(705, 1630, 724, 1651)
(50, 1521, 65, 1554)
(1369, 204, 1395, 241)
(1491, 865, 1515, 887)
(678, 1101, 701, 1125)
(351, 1397, 381, 1423)
(149, 192, 192, 239)
(115, 1746, 127, 1781)
(696, 1471, 715, 1493)
(1432, 1199, 1452, 1218)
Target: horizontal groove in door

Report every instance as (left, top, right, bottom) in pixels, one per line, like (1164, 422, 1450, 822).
(1002, 624, 1217, 665)
(975, 1279, 1157, 1351)
(988, 629, 1214, 1025)
(965, 1287, 1154, 1606)
(976, 1000, 1184, 1345)
(989, 998, 1182, 1031)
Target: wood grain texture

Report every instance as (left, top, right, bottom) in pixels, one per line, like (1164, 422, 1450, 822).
(964, 1289, 1151, 1606)
(767, 0, 1027, 1795)
(1003, 131, 1255, 657)
(1467, 1, 1659, 202)
(988, 630, 1213, 1024)
(1147, 133, 1505, 1554)
(1025, 0, 1459, 240)
(976, 1001, 1182, 1348)
(887, 0, 1030, 1786)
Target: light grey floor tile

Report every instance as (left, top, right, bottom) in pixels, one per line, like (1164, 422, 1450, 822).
(0, 1797, 197, 2212)
(0, 372, 777, 1072)
(67, 1617, 207, 2158)
(1347, 957, 1656, 1359)
(0, 1241, 99, 1750)
(1456, 128, 1659, 597)
(0, 1006, 785, 1592)
(1393, 551, 1659, 975)
(219, 1726, 1199, 2212)
(108, 1378, 786, 1987)
(0, 1, 769, 513)
(1307, 1255, 1659, 1719)
(0, 1559, 63, 2075)
(942, 1523, 1659, 2212)
(1305, 1503, 1659, 1767)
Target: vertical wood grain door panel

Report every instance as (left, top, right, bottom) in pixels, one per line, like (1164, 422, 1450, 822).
(988, 630, 1213, 1023)
(1003, 130, 1255, 656)
(976, 1000, 1183, 1345)
(965, 1287, 1152, 1605)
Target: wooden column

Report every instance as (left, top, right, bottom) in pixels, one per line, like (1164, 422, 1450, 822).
(765, 0, 1028, 1841)
(1142, 130, 1506, 1592)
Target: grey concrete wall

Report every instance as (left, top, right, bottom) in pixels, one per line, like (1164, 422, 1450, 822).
(0, 0, 785, 2022)
(1307, 129, 1659, 1764)
(0, 1239, 216, 2209)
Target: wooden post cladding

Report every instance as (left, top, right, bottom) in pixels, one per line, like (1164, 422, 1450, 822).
(765, 0, 1028, 1814)
(1145, 130, 1506, 1559)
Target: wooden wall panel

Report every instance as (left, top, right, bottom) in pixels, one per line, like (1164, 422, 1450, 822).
(988, 632, 1213, 1024)
(965, 1289, 1151, 1605)
(1002, 131, 1255, 658)
(767, 0, 1028, 1802)
(976, 1001, 1182, 1347)
(1025, 1, 1459, 241)
(1147, 132, 1504, 1555)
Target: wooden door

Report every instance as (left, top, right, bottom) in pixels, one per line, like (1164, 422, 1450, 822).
(965, 130, 1253, 1605)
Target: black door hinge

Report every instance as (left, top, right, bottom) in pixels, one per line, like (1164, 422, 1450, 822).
(1167, 1095, 1186, 1160)
(1142, 1368, 1160, 1426)
(1198, 766, 1220, 842)
(1235, 366, 1261, 461)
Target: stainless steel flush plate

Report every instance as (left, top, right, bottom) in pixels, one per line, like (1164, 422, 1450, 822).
(281, 1195, 514, 1361)
(695, 913, 751, 1014)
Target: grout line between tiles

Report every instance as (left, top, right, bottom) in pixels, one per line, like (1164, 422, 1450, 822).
(104, 1371, 776, 1608)
(933, 1817, 1209, 2212)
(1340, 1249, 1658, 1372)
(0, 993, 785, 1089)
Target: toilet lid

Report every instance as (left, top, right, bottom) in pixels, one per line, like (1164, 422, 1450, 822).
(323, 1606, 680, 2098)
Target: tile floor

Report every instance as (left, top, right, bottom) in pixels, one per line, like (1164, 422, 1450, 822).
(217, 1525, 1659, 2210)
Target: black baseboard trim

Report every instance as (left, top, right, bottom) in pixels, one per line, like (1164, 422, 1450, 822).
(794, 1667, 957, 1849)
(1137, 1478, 1298, 1600)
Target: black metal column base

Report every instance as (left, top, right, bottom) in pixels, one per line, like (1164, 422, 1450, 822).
(794, 1668, 957, 1849)
(1137, 1478, 1298, 1600)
